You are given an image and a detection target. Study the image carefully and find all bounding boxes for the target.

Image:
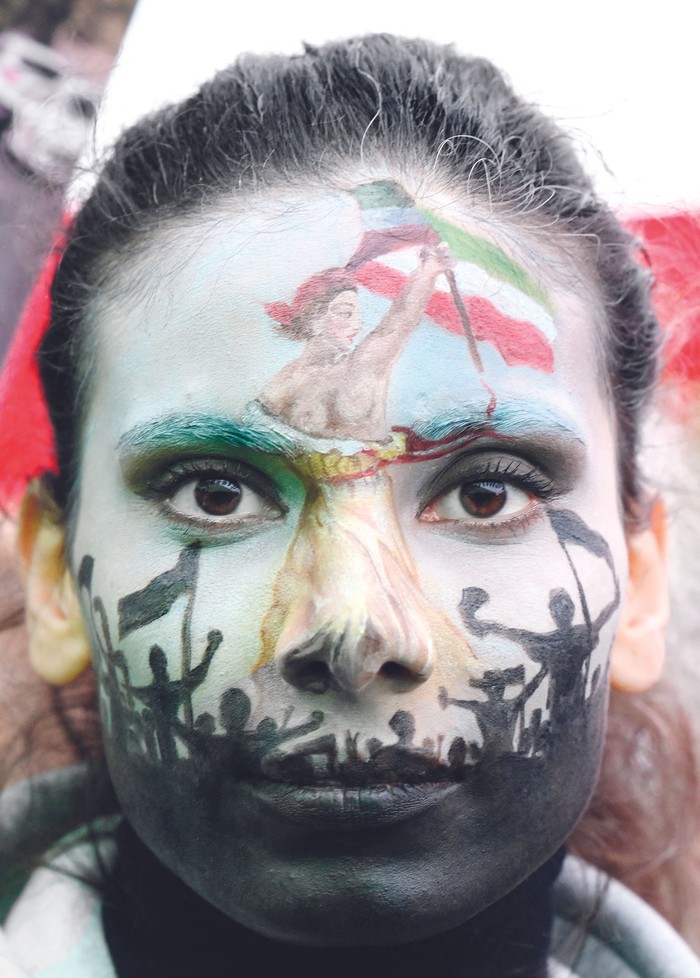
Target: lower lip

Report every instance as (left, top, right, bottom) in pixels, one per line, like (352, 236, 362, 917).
(243, 780, 461, 828)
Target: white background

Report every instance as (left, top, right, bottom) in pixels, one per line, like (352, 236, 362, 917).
(82, 0, 698, 212)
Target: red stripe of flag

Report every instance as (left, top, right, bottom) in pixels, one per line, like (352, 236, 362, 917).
(354, 261, 554, 374)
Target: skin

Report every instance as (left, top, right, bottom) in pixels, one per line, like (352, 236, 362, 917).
(68, 181, 627, 945)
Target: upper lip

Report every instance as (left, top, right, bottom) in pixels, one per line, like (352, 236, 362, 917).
(258, 748, 464, 788)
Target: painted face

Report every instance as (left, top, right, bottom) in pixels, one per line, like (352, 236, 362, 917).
(314, 290, 362, 347)
(72, 180, 626, 944)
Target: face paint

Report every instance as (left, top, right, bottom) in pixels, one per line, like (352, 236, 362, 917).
(71, 180, 627, 943)
(259, 180, 556, 445)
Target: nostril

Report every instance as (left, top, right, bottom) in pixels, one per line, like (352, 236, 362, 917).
(284, 659, 333, 694)
(380, 662, 407, 680)
(379, 661, 425, 688)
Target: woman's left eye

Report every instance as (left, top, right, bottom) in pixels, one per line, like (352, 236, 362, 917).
(421, 480, 533, 522)
(166, 474, 281, 523)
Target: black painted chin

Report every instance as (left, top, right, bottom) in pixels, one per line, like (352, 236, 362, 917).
(105, 680, 606, 946)
(105, 818, 562, 978)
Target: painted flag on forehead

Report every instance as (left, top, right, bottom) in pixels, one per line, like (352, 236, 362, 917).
(346, 181, 556, 373)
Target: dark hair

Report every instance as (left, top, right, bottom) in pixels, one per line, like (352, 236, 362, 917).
(40, 33, 658, 518)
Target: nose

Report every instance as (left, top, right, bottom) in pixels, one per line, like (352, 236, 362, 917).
(263, 473, 434, 695)
(278, 606, 433, 695)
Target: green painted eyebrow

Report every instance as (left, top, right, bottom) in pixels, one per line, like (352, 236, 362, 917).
(118, 414, 301, 461)
(117, 404, 584, 478)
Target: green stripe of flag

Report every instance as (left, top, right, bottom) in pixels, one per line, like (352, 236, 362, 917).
(418, 209, 552, 310)
(350, 179, 552, 311)
(352, 180, 415, 210)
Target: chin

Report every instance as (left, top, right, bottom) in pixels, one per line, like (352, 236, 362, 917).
(104, 681, 606, 947)
(172, 820, 566, 947)
(111, 757, 590, 948)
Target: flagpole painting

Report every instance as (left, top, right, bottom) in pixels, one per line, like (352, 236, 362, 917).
(259, 179, 557, 469)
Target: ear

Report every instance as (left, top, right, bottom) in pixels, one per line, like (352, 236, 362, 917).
(18, 487, 91, 685)
(610, 500, 668, 694)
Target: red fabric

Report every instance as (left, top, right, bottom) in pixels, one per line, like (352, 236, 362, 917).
(623, 210, 700, 389)
(346, 225, 440, 269)
(0, 235, 63, 513)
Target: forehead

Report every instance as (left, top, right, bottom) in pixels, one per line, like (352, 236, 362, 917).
(86, 183, 608, 447)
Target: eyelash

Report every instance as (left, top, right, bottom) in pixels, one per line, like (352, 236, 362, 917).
(144, 458, 285, 530)
(420, 455, 557, 532)
(141, 453, 558, 539)
(462, 457, 554, 496)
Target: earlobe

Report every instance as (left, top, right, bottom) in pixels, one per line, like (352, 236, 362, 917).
(18, 487, 91, 685)
(610, 500, 668, 694)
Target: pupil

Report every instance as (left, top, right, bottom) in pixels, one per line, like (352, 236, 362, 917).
(194, 478, 242, 516)
(461, 481, 506, 518)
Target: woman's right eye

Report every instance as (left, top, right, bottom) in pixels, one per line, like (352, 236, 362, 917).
(163, 471, 283, 525)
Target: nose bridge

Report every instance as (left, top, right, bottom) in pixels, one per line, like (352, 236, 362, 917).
(260, 471, 434, 694)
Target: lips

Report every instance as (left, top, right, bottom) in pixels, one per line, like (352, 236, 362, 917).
(243, 778, 461, 827)
(238, 740, 468, 827)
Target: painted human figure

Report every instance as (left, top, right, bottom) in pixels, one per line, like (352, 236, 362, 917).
(199, 686, 327, 778)
(77, 556, 135, 753)
(365, 710, 442, 782)
(260, 244, 455, 441)
(459, 578, 619, 731)
(128, 632, 222, 765)
(438, 665, 544, 760)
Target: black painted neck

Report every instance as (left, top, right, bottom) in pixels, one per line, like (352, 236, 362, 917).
(102, 821, 563, 978)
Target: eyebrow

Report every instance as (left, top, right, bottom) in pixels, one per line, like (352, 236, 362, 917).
(118, 414, 301, 462)
(409, 401, 586, 447)
(117, 402, 586, 479)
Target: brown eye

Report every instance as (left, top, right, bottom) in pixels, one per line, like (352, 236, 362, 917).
(194, 478, 242, 516)
(421, 477, 532, 523)
(459, 481, 507, 518)
(163, 465, 284, 528)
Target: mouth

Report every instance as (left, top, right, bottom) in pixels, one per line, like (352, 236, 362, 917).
(243, 778, 461, 827)
(240, 744, 469, 827)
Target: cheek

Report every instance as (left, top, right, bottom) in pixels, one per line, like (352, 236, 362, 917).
(413, 507, 626, 695)
(78, 531, 290, 724)
(189, 545, 287, 695)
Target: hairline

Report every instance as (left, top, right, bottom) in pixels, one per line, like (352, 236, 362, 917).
(64, 172, 613, 534)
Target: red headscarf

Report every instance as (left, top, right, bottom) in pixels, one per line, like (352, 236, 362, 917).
(625, 210, 700, 392)
(0, 232, 64, 513)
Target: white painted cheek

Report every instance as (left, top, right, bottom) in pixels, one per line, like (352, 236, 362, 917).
(412, 515, 626, 687)
(71, 435, 294, 723)
(87, 538, 286, 720)
(187, 542, 288, 713)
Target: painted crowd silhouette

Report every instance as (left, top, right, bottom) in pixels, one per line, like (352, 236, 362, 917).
(79, 507, 619, 779)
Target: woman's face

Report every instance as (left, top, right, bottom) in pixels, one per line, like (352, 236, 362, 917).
(71, 182, 626, 944)
(312, 290, 363, 348)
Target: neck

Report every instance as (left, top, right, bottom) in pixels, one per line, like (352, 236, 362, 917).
(103, 821, 563, 978)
